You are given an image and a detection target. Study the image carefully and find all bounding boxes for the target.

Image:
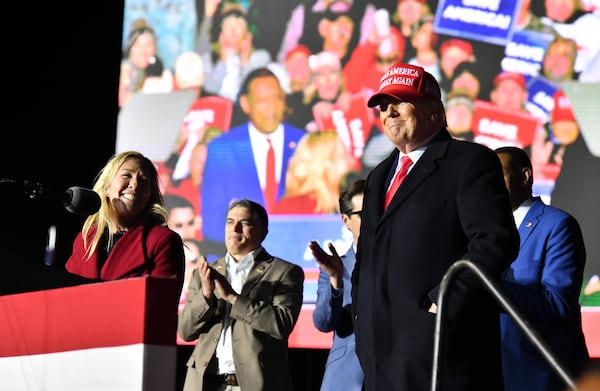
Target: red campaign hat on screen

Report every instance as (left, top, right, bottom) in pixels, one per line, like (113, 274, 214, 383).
(439, 38, 473, 56)
(493, 71, 527, 90)
(552, 90, 576, 122)
(367, 63, 441, 107)
(285, 44, 312, 63)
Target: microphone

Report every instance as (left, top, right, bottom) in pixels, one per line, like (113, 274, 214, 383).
(1, 179, 102, 216)
(63, 186, 102, 215)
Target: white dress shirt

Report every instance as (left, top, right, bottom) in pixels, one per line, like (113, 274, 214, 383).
(386, 147, 426, 192)
(216, 250, 255, 374)
(248, 124, 284, 190)
(513, 197, 534, 228)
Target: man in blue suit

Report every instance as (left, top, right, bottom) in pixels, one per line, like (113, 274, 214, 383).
(201, 68, 305, 243)
(495, 146, 589, 391)
(309, 179, 365, 391)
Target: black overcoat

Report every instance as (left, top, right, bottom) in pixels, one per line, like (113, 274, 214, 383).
(352, 129, 520, 391)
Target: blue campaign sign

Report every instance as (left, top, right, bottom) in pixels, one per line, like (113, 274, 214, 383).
(501, 30, 554, 77)
(262, 214, 352, 303)
(433, 0, 520, 46)
(526, 76, 559, 125)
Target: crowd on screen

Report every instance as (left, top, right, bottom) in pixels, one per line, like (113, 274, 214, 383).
(117, 0, 600, 301)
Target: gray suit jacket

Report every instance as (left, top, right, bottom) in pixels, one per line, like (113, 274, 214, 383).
(178, 247, 304, 391)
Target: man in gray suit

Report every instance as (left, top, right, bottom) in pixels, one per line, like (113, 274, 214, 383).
(178, 199, 304, 391)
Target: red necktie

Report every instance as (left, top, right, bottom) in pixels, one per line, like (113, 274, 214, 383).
(264, 137, 277, 212)
(385, 155, 413, 210)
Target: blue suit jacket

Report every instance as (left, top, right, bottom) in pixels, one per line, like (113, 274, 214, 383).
(201, 122, 305, 242)
(313, 246, 363, 391)
(500, 197, 589, 391)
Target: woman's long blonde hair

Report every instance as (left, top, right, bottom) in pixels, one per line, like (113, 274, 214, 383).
(81, 151, 168, 259)
(284, 131, 355, 213)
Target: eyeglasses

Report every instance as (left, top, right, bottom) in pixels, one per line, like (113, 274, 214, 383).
(173, 219, 195, 229)
(378, 98, 401, 112)
(376, 56, 397, 67)
(348, 210, 362, 217)
(378, 97, 421, 112)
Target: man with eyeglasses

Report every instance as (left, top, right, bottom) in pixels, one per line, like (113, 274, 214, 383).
(165, 194, 226, 262)
(309, 178, 365, 391)
(165, 193, 203, 308)
(351, 63, 519, 390)
(165, 194, 225, 308)
(165, 194, 201, 242)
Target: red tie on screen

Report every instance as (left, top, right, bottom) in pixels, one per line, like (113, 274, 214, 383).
(264, 137, 277, 212)
(384, 155, 413, 210)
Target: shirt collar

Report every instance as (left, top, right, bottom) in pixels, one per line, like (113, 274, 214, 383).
(248, 124, 284, 146)
(513, 197, 534, 228)
(226, 248, 258, 271)
(395, 146, 427, 173)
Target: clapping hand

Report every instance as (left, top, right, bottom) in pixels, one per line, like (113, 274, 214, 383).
(309, 240, 343, 289)
(198, 256, 216, 300)
(212, 269, 238, 304)
(198, 256, 238, 304)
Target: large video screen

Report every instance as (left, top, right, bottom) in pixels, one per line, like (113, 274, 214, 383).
(117, 0, 600, 349)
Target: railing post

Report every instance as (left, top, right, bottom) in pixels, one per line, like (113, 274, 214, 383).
(430, 260, 577, 391)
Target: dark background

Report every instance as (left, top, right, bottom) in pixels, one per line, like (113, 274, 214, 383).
(2, 2, 598, 390)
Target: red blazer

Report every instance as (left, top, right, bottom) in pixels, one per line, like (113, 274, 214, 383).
(66, 221, 185, 289)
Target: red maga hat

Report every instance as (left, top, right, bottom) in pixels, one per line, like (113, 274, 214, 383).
(493, 71, 527, 89)
(367, 63, 441, 107)
(552, 90, 576, 122)
(439, 38, 473, 56)
(285, 44, 311, 62)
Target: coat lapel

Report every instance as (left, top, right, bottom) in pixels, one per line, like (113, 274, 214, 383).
(241, 248, 273, 295)
(380, 130, 451, 217)
(212, 258, 227, 276)
(518, 197, 544, 248)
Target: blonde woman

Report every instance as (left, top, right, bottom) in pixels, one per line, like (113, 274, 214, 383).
(65, 151, 185, 288)
(273, 131, 358, 214)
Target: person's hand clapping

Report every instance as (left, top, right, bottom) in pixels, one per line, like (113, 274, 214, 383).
(213, 271, 238, 304)
(198, 256, 215, 300)
(309, 240, 343, 289)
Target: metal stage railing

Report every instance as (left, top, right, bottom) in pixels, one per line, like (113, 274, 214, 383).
(431, 259, 578, 391)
